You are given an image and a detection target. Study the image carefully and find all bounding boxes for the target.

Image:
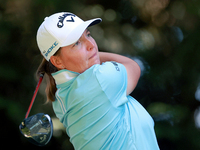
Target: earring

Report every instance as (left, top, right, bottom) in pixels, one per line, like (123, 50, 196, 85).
(62, 66, 65, 69)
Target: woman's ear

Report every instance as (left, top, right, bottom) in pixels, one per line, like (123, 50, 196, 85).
(50, 56, 63, 70)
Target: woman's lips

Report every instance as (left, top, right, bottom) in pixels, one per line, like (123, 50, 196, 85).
(89, 52, 97, 59)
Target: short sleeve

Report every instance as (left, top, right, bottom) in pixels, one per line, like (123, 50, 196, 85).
(95, 61, 128, 107)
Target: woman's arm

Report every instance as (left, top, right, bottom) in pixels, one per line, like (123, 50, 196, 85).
(99, 52, 141, 95)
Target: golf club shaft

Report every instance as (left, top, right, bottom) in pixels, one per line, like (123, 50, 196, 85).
(25, 73, 44, 119)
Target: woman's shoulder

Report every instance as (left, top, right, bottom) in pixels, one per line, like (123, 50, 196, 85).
(77, 61, 127, 86)
(92, 61, 125, 73)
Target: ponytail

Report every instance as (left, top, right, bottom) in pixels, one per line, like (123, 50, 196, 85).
(36, 58, 58, 102)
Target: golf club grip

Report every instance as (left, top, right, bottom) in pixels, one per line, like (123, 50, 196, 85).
(25, 73, 44, 119)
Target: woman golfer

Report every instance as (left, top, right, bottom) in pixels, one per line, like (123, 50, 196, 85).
(36, 12, 160, 150)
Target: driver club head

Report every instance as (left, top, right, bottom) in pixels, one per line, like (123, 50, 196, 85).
(19, 113, 53, 146)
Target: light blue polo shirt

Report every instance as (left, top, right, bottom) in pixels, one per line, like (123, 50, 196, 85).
(52, 62, 160, 150)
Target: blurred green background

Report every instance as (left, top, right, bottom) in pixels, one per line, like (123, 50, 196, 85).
(1, 0, 200, 149)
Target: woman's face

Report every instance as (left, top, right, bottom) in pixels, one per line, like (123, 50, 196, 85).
(53, 29, 100, 73)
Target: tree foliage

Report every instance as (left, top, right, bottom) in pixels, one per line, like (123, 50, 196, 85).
(1, 0, 200, 149)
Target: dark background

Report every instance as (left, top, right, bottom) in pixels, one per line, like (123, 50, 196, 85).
(1, 0, 200, 149)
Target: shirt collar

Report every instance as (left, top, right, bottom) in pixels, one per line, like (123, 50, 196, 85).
(52, 69, 79, 85)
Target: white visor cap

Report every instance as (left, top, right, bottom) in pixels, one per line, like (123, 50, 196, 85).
(36, 12, 102, 61)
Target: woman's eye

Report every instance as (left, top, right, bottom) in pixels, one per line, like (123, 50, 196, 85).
(87, 32, 91, 37)
(73, 41, 79, 47)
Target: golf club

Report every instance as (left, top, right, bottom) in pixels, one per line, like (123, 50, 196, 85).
(19, 73, 53, 146)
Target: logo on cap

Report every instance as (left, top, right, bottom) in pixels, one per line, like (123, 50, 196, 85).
(44, 41, 58, 58)
(57, 13, 76, 28)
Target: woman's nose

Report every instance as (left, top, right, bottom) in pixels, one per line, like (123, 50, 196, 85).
(85, 39, 94, 51)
